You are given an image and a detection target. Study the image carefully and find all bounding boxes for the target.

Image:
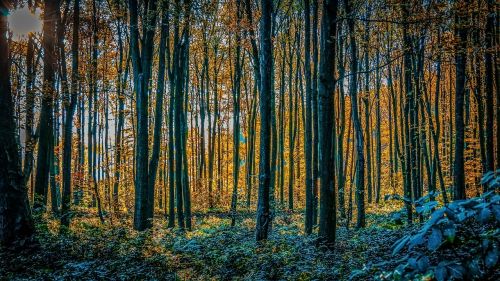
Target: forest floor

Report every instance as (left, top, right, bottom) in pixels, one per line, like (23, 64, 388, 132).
(1, 203, 413, 281)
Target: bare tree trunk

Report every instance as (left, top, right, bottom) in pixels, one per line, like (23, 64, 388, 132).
(61, 0, 80, 228)
(231, 0, 243, 227)
(255, 0, 273, 241)
(317, 0, 338, 246)
(453, 1, 468, 200)
(345, 0, 365, 228)
(304, 0, 314, 235)
(34, 0, 60, 210)
(0, 3, 35, 246)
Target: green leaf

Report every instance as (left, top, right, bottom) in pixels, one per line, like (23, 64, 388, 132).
(427, 228, 442, 251)
(485, 247, 498, 268)
(478, 207, 492, 223)
(422, 208, 445, 233)
(492, 205, 500, 222)
(434, 264, 447, 281)
(467, 258, 481, 278)
(417, 255, 429, 272)
(480, 171, 495, 185)
(443, 226, 456, 243)
(447, 263, 464, 279)
(392, 236, 410, 256)
(409, 233, 425, 249)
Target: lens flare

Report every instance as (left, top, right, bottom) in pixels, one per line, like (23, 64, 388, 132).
(8, 7, 41, 39)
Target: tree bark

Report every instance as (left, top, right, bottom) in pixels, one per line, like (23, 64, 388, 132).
(61, 0, 80, 228)
(34, 0, 60, 210)
(0, 2, 35, 246)
(453, 1, 468, 200)
(255, 0, 273, 241)
(318, 0, 338, 246)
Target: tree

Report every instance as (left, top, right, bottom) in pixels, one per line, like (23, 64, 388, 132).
(230, 0, 243, 227)
(23, 3, 37, 186)
(317, 0, 338, 246)
(304, 0, 314, 235)
(484, 0, 495, 172)
(34, 0, 60, 210)
(345, 0, 365, 228)
(129, 0, 159, 230)
(148, 0, 169, 222)
(255, 0, 273, 241)
(453, 0, 468, 200)
(0, 1, 35, 246)
(401, 1, 415, 222)
(61, 0, 80, 228)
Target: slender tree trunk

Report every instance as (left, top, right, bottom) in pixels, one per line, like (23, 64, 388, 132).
(401, 2, 414, 222)
(337, 29, 346, 219)
(231, 0, 243, 227)
(23, 33, 36, 186)
(288, 26, 299, 210)
(375, 41, 382, 204)
(304, 0, 314, 235)
(61, 0, 80, 228)
(345, 0, 365, 228)
(453, 1, 468, 200)
(311, 0, 320, 226)
(148, 2, 169, 222)
(34, 0, 60, 210)
(485, 0, 495, 172)
(255, 0, 273, 241)
(129, 0, 158, 230)
(318, 0, 338, 246)
(363, 13, 372, 204)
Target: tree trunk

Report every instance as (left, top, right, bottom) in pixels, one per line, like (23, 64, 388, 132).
(255, 0, 273, 241)
(304, 0, 314, 235)
(148, 2, 169, 222)
(129, 0, 158, 230)
(231, 0, 242, 227)
(345, 0, 365, 228)
(317, 0, 338, 246)
(61, 0, 80, 228)
(453, 1, 468, 200)
(0, 3, 35, 246)
(484, 0, 495, 172)
(34, 0, 60, 210)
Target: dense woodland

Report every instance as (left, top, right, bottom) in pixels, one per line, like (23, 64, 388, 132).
(0, 0, 499, 280)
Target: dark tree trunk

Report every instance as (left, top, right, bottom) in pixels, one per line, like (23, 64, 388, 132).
(167, 58, 176, 228)
(311, 0, 319, 226)
(0, 3, 35, 246)
(337, 28, 346, 219)
(363, 13, 372, 204)
(231, 0, 243, 227)
(304, 0, 314, 235)
(485, 0, 495, 172)
(129, 0, 158, 230)
(401, 2, 414, 221)
(148, 2, 169, 222)
(61, 0, 80, 228)
(345, 0, 365, 228)
(244, 0, 260, 209)
(288, 25, 299, 210)
(34, 0, 60, 210)
(255, 0, 273, 241)
(23, 33, 36, 186)
(317, 0, 338, 246)
(453, 2, 468, 200)
(113, 10, 128, 214)
(375, 41, 382, 204)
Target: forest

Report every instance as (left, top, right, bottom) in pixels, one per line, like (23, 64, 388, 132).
(0, 0, 499, 280)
